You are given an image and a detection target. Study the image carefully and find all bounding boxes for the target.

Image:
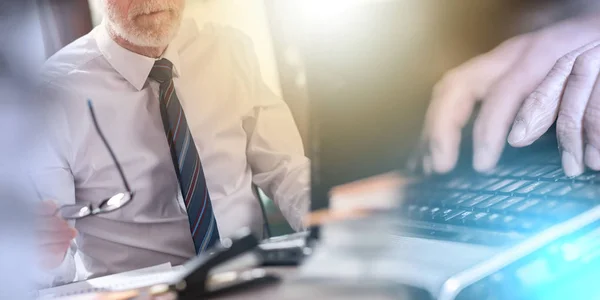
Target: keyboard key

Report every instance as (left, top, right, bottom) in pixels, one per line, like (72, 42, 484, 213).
(530, 182, 563, 195)
(448, 192, 464, 198)
(499, 180, 532, 193)
(484, 179, 517, 192)
(464, 212, 489, 226)
(478, 213, 503, 228)
(475, 196, 509, 210)
(432, 208, 456, 222)
(427, 207, 442, 218)
(470, 178, 502, 190)
(406, 205, 440, 220)
(461, 195, 493, 208)
(417, 206, 431, 218)
(477, 214, 519, 230)
(573, 172, 598, 182)
(443, 209, 466, 222)
(514, 181, 546, 195)
(526, 165, 560, 178)
(541, 169, 566, 181)
(528, 182, 567, 197)
(548, 183, 585, 197)
(509, 199, 541, 214)
(429, 207, 445, 219)
(451, 211, 474, 225)
(490, 197, 525, 211)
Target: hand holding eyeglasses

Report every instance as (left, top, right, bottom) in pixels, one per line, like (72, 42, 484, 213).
(35, 100, 134, 269)
(51, 100, 134, 220)
(36, 201, 77, 269)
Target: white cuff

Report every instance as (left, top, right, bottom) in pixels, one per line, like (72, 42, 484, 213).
(35, 245, 76, 289)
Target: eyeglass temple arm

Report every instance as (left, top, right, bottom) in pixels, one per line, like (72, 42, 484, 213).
(87, 100, 132, 193)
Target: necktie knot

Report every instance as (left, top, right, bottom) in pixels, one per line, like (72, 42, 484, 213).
(149, 58, 174, 84)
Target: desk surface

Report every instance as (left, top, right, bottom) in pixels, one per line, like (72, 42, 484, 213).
(210, 267, 296, 300)
(209, 267, 399, 300)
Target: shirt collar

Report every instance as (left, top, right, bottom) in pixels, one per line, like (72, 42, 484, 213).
(94, 20, 189, 91)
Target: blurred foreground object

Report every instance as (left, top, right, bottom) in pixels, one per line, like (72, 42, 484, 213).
(96, 284, 176, 300)
(0, 1, 49, 297)
(304, 172, 408, 227)
(0, 69, 40, 299)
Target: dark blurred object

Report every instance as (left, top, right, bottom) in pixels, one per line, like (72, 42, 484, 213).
(37, 0, 93, 57)
(0, 0, 46, 80)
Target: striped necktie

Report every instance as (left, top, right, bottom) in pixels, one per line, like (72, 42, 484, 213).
(149, 58, 220, 253)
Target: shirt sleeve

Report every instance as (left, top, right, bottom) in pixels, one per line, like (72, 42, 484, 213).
(32, 82, 80, 287)
(228, 28, 311, 232)
(34, 243, 77, 288)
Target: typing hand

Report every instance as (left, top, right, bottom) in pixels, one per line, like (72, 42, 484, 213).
(508, 40, 600, 177)
(423, 14, 600, 174)
(36, 201, 77, 269)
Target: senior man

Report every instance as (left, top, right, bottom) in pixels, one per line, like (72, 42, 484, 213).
(36, 0, 309, 286)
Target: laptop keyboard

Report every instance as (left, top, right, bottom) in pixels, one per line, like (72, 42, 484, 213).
(402, 151, 600, 246)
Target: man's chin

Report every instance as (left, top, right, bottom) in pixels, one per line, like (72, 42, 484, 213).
(130, 33, 173, 48)
(107, 16, 181, 48)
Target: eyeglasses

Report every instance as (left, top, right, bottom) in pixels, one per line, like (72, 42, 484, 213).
(53, 100, 135, 220)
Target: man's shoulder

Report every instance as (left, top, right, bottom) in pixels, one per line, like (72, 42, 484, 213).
(196, 23, 254, 54)
(39, 29, 107, 88)
(186, 22, 259, 77)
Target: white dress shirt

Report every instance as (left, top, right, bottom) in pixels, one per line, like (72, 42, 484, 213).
(34, 19, 309, 285)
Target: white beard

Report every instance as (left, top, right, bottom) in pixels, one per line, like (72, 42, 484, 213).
(103, 1, 183, 48)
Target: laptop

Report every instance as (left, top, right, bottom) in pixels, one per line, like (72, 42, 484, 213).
(263, 1, 600, 299)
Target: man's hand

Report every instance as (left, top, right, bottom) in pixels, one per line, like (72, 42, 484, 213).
(424, 14, 600, 174)
(508, 41, 600, 177)
(36, 201, 77, 269)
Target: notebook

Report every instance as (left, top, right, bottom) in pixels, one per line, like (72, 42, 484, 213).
(36, 263, 183, 299)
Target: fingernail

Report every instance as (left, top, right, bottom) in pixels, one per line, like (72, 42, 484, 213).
(71, 228, 78, 237)
(474, 145, 495, 172)
(584, 144, 600, 170)
(562, 151, 584, 177)
(508, 122, 527, 145)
